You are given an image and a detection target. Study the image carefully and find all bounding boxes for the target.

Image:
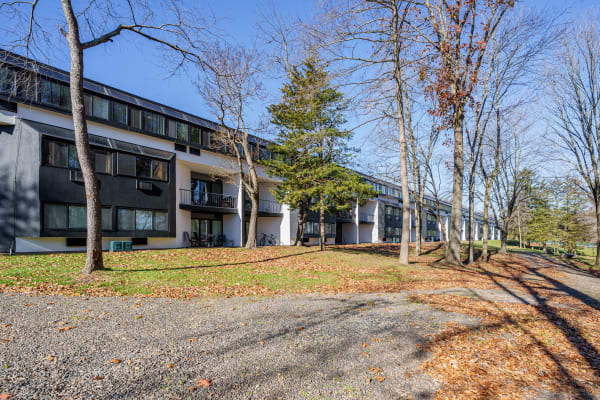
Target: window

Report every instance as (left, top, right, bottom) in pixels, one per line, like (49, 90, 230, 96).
(202, 129, 211, 147)
(68, 145, 79, 169)
(386, 206, 393, 216)
(118, 208, 168, 231)
(325, 223, 335, 235)
(44, 204, 67, 229)
(0, 68, 15, 94)
(129, 108, 142, 130)
(152, 159, 167, 181)
(113, 102, 128, 125)
(68, 205, 86, 229)
(44, 140, 68, 167)
(83, 94, 109, 119)
(177, 122, 189, 142)
(135, 157, 152, 179)
(40, 79, 70, 108)
(190, 126, 201, 145)
(93, 149, 112, 174)
(92, 96, 109, 119)
(117, 153, 136, 176)
(135, 209, 153, 230)
(143, 111, 165, 135)
(44, 204, 111, 230)
(118, 208, 135, 230)
(305, 221, 319, 235)
(154, 211, 168, 231)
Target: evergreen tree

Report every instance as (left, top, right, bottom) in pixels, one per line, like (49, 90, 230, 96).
(265, 56, 374, 249)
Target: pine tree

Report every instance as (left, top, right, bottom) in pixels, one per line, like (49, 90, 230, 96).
(265, 56, 374, 249)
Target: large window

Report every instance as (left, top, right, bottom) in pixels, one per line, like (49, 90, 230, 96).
(305, 221, 319, 235)
(40, 79, 70, 109)
(84, 94, 109, 119)
(118, 208, 168, 231)
(129, 108, 142, 130)
(117, 153, 168, 181)
(44, 203, 111, 230)
(112, 102, 128, 125)
(143, 111, 165, 135)
(43, 138, 112, 174)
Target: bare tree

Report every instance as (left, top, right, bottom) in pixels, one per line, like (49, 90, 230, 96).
(415, 0, 514, 265)
(548, 16, 600, 266)
(199, 42, 264, 249)
(315, 0, 419, 265)
(1, 0, 213, 273)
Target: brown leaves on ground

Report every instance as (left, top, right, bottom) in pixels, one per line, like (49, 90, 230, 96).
(106, 358, 121, 364)
(57, 326, 76, 332)
(189, 378, 213, 392)
(412, 253, 600, 400)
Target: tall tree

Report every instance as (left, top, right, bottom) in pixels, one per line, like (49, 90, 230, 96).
(268, 56, 374, 250)
(199, 43, 263, 249)
(417, 0, 514, 264)
(1, 0, 212, 273)
(549, 16, 600, 266)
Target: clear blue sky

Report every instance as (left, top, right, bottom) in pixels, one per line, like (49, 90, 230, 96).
(1, 0, 598, 174)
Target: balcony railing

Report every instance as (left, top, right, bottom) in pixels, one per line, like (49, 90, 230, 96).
(336, 210, 355, 220)
(180, 189, 236, 209)
(245, 199, 282, 214)
(359, 213, 375, 223)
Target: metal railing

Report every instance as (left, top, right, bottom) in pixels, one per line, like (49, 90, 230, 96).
(245, 199, 282, 214)
(336, 210, 354, 220)
(180, 189, 236, 209)
(359, 213, 375, 223)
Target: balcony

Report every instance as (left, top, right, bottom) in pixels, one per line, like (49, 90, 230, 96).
(245, 199, 283, 216)
(336, 210, 354, 222)
(359, 213, 375, 223)
(179, 189, 237, 213)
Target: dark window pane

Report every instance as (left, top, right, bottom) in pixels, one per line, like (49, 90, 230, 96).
(117, 153, 136, 176)
(118, 208, 135, 230)
(135, 209, 153, 230)
(44, 204, 67, 229)
(45, 140, 68, 167)
(151, 160, 167, 181)
(113, 102, 128, 125)
(167, 120, 177, 139)
(154, 211, 168, 231)
(143, 111, 165, 135)
(102, 207, 112, 230)
(190, 126, 201, 144)
(93, 149, 112, 174)
(68, 205, 86, 229)
(68, 145, 80, 169)
(92, 96, 109, 119)
(129, 108, 142, 129)
(59, 84, 70, 108)
(202, 130, 211, 147)
(177, 122, 188, 141)
(136, 157, 152, 179)
(40, 79, 52, 104)
(84, 94, 92, 115)
(0, 68, 14, 94)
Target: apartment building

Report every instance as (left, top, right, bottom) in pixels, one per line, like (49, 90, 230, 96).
(0, 52, 501, 253)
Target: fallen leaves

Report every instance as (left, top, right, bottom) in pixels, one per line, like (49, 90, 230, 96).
(189, 377, 213, 392)
(0, 393, 12, 400)
(57, 326, 76, 332)
(107, 358, 121, 364)
(166, 363, 174, 369)
(92, 376, 104, 381)
(188, 338, 198, 342)
(361, 342, 369, 348)
(43, 355, 56, 362)
(1, 324, 12, 328)
(296, 326, 304, 332)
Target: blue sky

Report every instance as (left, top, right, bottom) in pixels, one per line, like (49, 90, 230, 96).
(2, 0, 599, 177)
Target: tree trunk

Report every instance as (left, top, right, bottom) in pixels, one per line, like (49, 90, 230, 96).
(245, 188, 259, 249)
(595, 198, 600, 265)
(319, 197, 325, 251)
(295, 200, 307, 246)
(468, 177, 475, 264)
(517, 206, 522, 248)
(414, 202, 422, 256)
(499, 228, 508, 254)
(61, 0, 103, 274)
(446, 107, 465, 265)
(481, 184, 491, 261)
(543, 241, 547, 253)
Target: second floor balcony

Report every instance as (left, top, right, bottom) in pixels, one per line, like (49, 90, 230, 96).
(245, 199, 283, 216)
(359, 213, 375, 223)
(179, 189, 237, 213)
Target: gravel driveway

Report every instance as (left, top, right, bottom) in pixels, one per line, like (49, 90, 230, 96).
(0, 292, 477, 399)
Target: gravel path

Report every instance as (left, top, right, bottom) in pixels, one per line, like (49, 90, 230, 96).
(0, 292, 477, 400)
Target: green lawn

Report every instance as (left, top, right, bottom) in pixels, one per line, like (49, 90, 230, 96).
(0, 244, 434, 297)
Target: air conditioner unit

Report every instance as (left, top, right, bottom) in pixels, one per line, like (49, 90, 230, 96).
(70, 170, 84, 182)
(136, 180, 153, 190)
